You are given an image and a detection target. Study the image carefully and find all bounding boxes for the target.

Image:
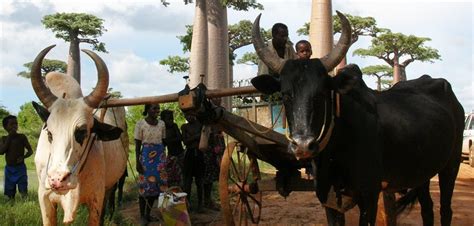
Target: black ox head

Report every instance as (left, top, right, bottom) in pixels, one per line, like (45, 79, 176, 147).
(251, 12, 354, 160)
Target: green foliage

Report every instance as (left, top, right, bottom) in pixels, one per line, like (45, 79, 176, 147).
(17, 59, 67, 79)
(361, 65, 393, 91)
(17, 102, 43, 150)
(353, 31, 441, 67)
(163, 20, 271, 73)
(361, 65, 393, 77)
(161, 102, 186, 127)
(126, 103, 185, 146)
(236, 52, 259, 65)
(42, 13, 108, 53)
(126, 105, 143, 144)
(177, 25, 193, 52)
(0, 192, 43, 225)
(229, 20, 271, 53)
(297, 13, 388, 44)
(296, 23, 310, 36)
(0, 103, 38, 170)
(107, 88, 123, 98)
(0, 106, 10, 126)
(163, 0, 263, 10)
(333, 14, 388, 43)
(224, 0, 263, 10)
(0, 189, 133, 225)
(159, 56, 190, 73)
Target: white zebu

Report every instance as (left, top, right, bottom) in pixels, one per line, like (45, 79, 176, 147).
(31, 45, 128, 225)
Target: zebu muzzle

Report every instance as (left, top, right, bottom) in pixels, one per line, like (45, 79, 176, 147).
(290, 135, 319, 160)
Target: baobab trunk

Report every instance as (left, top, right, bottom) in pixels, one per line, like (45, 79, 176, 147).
(392, 57, 407, 84)
(309, 0, 333, 59)
(189, 0, 208, 88)
(207, 0, 230, 109)
(67, 38, 81, 84)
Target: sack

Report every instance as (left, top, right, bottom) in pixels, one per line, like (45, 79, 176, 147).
(198, 125, 211, 152)
(158, 187, 191, 226)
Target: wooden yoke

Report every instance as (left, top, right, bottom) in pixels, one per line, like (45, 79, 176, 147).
(101, 86, 258, 108)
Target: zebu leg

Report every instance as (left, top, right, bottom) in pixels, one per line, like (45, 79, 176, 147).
(357, 191, 379, 226)
(87, 188, 106, 226)
(101, 187, 115, 225)
(38, 187, 57, 226)
(381, 191, 397, 226)
(61, 191, 80, 225)
(438, 161, 460, 226)
(325, 207, 345, 226)
(416, 181, 434, 226)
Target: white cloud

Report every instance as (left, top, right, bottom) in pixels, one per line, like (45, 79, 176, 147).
(78, 51, 186, 100)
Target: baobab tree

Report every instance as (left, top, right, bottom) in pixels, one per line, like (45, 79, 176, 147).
(17, 59, 67, 79)
(354, 31, 441, 84)
(361, 65, 393, 91)
(42, 13, 107, 84)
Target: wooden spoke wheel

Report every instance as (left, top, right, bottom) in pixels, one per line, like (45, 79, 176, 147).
(219, 142, 262, 226)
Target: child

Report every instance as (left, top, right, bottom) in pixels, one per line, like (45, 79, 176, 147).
(0, 115, 33, 199)
(181, 112, 205, 213)
(161, 110, 185, 189)
(295, 40, 313, 60)
(295, 40, 314, 179)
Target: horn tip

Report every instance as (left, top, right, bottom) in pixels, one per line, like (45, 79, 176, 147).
(81, 49, 92, 54)
(254, 13, 262, 24)
(41, 45, 56, 54)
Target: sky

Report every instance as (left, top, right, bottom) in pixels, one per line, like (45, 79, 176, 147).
(0, 0, 472, 114)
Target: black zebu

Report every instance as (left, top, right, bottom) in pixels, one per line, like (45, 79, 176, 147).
(251, 11, 464, 226)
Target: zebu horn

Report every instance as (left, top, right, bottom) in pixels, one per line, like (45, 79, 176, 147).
(252, 14, 286, 74)
(82, 50, 109, 108)
(31, 45, 58, 109)
(320, 11, 352, 72)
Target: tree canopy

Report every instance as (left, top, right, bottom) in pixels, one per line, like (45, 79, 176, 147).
(361, 65, 393, 91)
(236, 52, 259, 65)
(159, 56, 190, 73)
(42, 13, 107, 52)
(297, 13, 387, 44)
(42, 12, 108, 83)
(353, 31, 441, 82)
(162, 0, 263, 10)
(160, 20, 271, 72)
(17, 59, 67, 79)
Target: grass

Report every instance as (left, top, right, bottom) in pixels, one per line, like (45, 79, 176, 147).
(0, 151, 138, 226)
(0, 142, 279, 225)
(0, 178, 139, 226)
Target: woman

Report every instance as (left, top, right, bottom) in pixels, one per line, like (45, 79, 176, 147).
(135, 104, 167, 225)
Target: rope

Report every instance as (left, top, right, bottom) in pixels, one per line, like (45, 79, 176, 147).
(243, 104, 284, 134)
(100, 98, 140, 184)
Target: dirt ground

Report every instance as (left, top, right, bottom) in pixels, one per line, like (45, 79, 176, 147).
(119, 162, 474, 225)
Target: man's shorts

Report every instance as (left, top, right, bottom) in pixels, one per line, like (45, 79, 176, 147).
(4, 163, 28, 197)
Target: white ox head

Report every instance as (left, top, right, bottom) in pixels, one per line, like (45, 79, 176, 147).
(32, 45, 122, 193)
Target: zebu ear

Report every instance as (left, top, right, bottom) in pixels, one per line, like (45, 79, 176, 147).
(331, 64, 362, 94)
(32, 101, 50, 123)
(251, 74, 281, 94)
(92, 118, 123, 141)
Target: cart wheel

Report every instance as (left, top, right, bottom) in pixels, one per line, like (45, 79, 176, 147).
(219, 142, 262, 226)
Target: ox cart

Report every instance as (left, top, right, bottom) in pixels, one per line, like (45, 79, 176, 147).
(104, 82, 318, 226)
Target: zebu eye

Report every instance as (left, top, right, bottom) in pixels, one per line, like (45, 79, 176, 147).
(74, 127, 88, 145)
